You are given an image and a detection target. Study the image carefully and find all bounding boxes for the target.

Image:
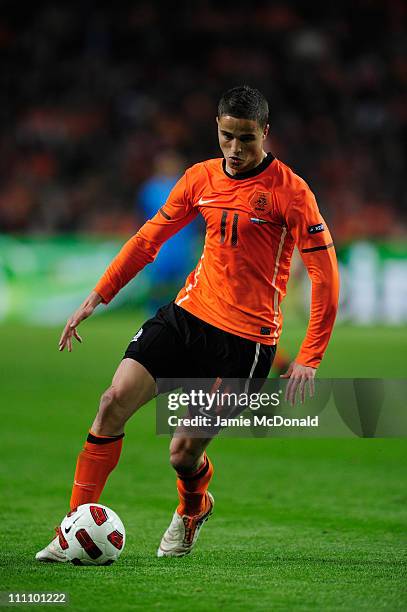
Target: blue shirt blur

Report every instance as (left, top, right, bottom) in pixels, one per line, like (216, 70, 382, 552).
(137, 174, 198, 284)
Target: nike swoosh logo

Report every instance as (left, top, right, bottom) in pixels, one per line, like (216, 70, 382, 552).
(64, 516, 80, 534)
(74, 480, 96, 488)
(198, 197, 218, 205)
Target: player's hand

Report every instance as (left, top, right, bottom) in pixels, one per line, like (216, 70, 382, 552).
(280, 361, 316, 406)
(58, 291, 102, 352)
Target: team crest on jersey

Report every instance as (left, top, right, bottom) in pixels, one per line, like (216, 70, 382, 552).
(249, 191, 272, 217)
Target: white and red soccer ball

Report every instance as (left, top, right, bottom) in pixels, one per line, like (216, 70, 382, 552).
(57, 503, 126, 566)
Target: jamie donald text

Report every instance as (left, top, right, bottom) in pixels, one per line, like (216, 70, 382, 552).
(165, 389, 319, 430)
(167, 414, 319, 428)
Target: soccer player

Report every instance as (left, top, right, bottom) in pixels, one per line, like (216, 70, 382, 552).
(36, 85, 339, 561)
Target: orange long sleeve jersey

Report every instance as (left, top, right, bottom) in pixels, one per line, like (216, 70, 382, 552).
(95, 154, 339, 368)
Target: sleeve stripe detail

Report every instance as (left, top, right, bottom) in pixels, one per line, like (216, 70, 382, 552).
(159, 207, 171, 220)
(302, 242, 334, 253)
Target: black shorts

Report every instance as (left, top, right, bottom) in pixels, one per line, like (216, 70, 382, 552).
(123, 301, 276, 395)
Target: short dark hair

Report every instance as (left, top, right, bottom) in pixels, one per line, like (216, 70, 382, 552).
(218, 85, 269, 129)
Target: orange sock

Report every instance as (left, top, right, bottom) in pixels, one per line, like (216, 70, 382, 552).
(176, 453, 214, 516)
(69, 431, 124, 510)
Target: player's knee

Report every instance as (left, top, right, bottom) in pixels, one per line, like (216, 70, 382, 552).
(100, 387, 118, 411)
(95, 387, 128, 430)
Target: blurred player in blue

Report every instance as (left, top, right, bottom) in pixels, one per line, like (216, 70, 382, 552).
(137, 151, 199, 313)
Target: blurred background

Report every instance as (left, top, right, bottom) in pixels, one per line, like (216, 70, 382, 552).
(0, 0, 406, 333)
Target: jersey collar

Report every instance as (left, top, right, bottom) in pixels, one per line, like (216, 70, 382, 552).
(222, 152, 275, 180)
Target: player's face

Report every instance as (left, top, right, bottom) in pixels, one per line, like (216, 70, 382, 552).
(217, 115, 269, 175)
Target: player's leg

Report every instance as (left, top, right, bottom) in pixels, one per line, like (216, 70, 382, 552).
(70, 358, 157, 510)
(157, 314, 277, 558)
(170, 434, 214, 516)
(157, 434, 214, 557)
(36, 358, 156, 562)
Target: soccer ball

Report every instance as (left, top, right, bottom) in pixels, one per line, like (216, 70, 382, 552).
(57, 503, 126, 566)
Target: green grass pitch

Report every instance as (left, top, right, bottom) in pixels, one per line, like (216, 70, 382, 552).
(0, 312, 406, 611)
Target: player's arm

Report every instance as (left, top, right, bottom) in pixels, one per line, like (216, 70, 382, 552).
(59, 172, 197, 352)
(281, 187, 339, 404)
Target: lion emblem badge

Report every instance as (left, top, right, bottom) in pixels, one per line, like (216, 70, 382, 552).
(249, 191, 272, 217)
